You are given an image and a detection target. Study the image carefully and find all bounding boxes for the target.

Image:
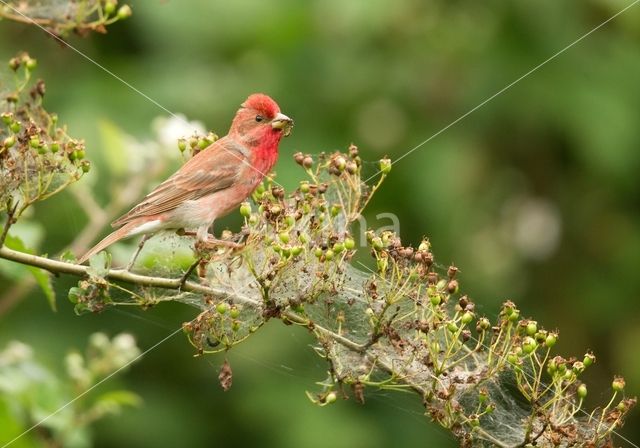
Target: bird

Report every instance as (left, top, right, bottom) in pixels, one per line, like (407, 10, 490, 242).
(78, 93, 293, 265)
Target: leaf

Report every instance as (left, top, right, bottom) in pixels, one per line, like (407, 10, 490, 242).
(3, 234, 56, 311)
(87, 251, 110, 280)
(59, 250, 77, 263)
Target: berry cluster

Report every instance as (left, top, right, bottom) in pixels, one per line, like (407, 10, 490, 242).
(1, 53, 89, 223)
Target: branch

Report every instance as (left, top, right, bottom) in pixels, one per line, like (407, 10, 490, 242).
(0, 246, 256, 308)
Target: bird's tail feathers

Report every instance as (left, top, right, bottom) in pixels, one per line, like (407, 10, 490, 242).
(78, 222, 137, 265)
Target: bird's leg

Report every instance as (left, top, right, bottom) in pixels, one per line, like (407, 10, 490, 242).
(192, 224, 244, 250)
(126, 234, 150, 271)
(202, 237, 243, 249)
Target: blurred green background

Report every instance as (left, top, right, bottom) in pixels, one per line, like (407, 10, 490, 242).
(2, 0, 640, 446)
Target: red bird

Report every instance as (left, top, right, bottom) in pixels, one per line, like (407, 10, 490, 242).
(78, 93, 293, 264)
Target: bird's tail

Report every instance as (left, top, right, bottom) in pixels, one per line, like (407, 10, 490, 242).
(78, 222, 137, 265)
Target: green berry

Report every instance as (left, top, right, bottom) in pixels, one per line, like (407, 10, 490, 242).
(117, 4, 132, 19)
(81, 161, 91, 173)
(291, 246, 303, 257)
(285, 215, 295, 227)
(8, 57, 20, 71)
(324, 249, 334, 261)
(461, 312, 474, 325)
(522, 337, 537, 354)
(612, 376, 625, 393)
(10, 121, 21, 133)
(239, 202, 251, 217)
(3, 136, 15, 148)
(50, 142, 60, 153)
(230, 307, 240, 319)
(429, 293, 441, 306)
(300, 181, 310, 193)
(104, 0, 116, 15)
(379, 157, 392, 175)
(29, 137, 40, 149)
(447, 322, 458, 333)
(177, 139, 187, 152)
(344, 237, 355, 250)
(545, 333, 557, 348)
(333, 242, 344, 254)
(477, 317, 491, 331)
(324, 391, 337, 404)
(278, 232, 290, 244)
(216, 302, 229, 315)
(526, 321, 537, 336)
(583, 352, 595, 367)
(25, 58, 37, 71)
(1, 112, 12, 125)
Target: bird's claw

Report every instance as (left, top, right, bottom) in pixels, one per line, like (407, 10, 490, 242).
(196, 238, 244, 251)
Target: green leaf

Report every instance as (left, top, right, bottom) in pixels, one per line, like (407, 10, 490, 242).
(3, 234, 56, 311)
(87, 251, 110, 279)
(59, 250, 77, 263)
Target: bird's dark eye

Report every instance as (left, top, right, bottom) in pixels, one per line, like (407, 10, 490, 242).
(255, 115, 264, 122)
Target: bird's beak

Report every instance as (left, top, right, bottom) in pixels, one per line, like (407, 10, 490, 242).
(271, 113, 294, 137)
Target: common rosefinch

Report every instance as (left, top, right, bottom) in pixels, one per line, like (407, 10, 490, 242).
(78, 93, 293, 264)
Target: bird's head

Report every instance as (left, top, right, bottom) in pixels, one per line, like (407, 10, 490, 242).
(229, 94, 294, 146)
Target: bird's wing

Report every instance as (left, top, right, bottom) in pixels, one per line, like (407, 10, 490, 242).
(112, 138, 247, 227)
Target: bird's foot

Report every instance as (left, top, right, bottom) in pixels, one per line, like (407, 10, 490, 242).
(199, 238, 244, 250)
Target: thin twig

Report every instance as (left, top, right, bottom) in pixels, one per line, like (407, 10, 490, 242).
(0, 201, 19, 248)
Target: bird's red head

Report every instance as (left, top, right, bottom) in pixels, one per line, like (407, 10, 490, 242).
(229, 93, 294, 145)
(228, 93, 293, 174)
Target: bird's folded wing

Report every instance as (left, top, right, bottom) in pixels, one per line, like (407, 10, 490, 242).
(112, 140, 245, 227)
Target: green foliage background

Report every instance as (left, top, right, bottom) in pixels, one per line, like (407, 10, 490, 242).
(1, 0, 640, 446)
